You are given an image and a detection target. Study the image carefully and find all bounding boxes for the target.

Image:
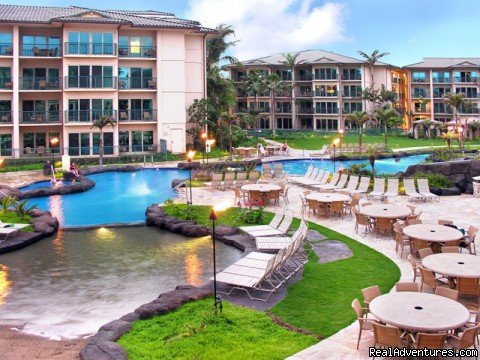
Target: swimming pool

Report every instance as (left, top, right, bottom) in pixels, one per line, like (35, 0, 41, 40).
(0, 226, 241, 339)
(24, 169, 187, 227)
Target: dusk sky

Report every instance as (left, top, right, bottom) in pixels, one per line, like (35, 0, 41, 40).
(7, 0, 480, 66)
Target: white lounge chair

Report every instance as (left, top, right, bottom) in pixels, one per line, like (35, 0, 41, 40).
(349, 176, 370, 196)
(383, 178, 399, 199)
(296, 169, 327, 187)
(0, 223, 29, 240)
(239, 211, 283, 233)
(403, 178, 426, 202)
(287, 165, 314, 184)
(249, 213, 293, 237)
(340, 175, 359, 193)
(367, 178, 385, 199)
(255, 220, 308, 251)
(313, 172, 340, 190)
(332, 174, 349, 190)
(417, 178, 440, 202)
(309, 145, 328, 157)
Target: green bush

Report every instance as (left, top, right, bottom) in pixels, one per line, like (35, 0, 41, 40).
(13, 199, 38, 220)
(414, 173, 452, 189)
(343, 163, 372, 177)
(234, 207, 265, 225)
(163, 202, 200, 222)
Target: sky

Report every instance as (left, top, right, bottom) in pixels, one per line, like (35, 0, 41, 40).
(6, 0, 480, 66)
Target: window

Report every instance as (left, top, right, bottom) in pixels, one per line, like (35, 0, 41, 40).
(343, 102, 362, 114)
(412, 87, 428, 98)
(433, 103, 448, 113)
(68, 99, 113, 122)
(259, 117, 270, 129)
(432, 71, 451, 83)
(276, 118, 292, 129)
(0, 67, 11, 89)
(0, 33, 12, 55)
(68, 66, 114, 88)
(118, 67, 153, 89)
(275, 102, 291, 113)
(343, 85, 362, 97)
(300, 118, 313, 129)
(93, 132, 114, 155)
(315, 85, 337, 96)
(342, 68, 361, 80)
(315, 68, 337, 80)
(298, 69, 313, 81)
(236, 71, 245, 82)
(415, 101, 428, 113)
(315, 119, 338, 131)
(250, 101, 270, 112)
(456, 87, 477, 99)
(21, 35, 60, 56)
(315, 102, 338, 114)
(118, 99, 153, 121)
(459, 103, 479, 114)
(0, 133, 11, 156)
(454, 71, 478, 83)
(412, 72, 426, 83)
(237, 101, 247, 112)
(0, 101, 11, 122)
(23, 132, 46, 149)
(433, 87, 450, 98)
(275, 69, 292, 81)
(118, 35, 154, 57)
(67, 32, 114, 55)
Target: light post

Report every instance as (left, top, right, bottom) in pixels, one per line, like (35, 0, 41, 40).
(338, 128, 344, 151)
(186, 150, 196, 205)
(201, 132, 207, 163)
(332, 138, 340, 172)
(50, 137, 59, 164)
(209, 201, 229, 315)
(205, 139, 215, 164)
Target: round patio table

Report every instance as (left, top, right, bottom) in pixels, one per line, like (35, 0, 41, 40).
(369, 292, 470, 332)
(241, 184, 281, 192)
(305, 193, 351, 203)
(360, 204, 411, 235)
(422, 253, 480, 279)
(403, 224, 464, 243)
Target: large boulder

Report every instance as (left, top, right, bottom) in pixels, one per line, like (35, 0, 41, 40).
(30, 215, 59, 228)
(182, 224, 210, 237)
(440, 187, 462, 196)
(213, 225, 239, 240)
(447, 173, 467, 191)
(171, 179, 188, 188)
(450, 161, 471, 175)
(32, 222, 55, 236)
(0, 184, 22, 198)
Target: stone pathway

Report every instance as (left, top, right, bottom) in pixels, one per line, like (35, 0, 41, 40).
(312, 240, 353, 264)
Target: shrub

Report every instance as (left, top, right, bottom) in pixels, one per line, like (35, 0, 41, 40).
(1, 195, 16, 212)
(234, 207, 265, 225)
(163, 202, 200, 222)
(344, 163, 372, 177)
(414, 173, 452, 189)
(14, 200, 38, 219)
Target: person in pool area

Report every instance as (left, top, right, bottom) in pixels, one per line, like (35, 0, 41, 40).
(70, 163, 80, 177)
(281, 142, 289, 155)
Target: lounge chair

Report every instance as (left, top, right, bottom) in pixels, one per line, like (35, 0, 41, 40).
(309, 145, 328, 157)
(0, 223, 29, 240)
(383, 178, 399, 200)
(261, 164, 273, 179)
(223, 173, 235, 189)
(247, 171, 261, 183)
(273, 163, 284, 179)
(313, 172, 339, 190)
(286, 164, 314, 184)
(332, 173, 349, 190)
(338, 175, 358, 193)
(417, 178, 439, 202)
(367, 178, 385, 199)
(255, 220, 308, 251)
(247, 213, 293, 237)
(349, 176, 370, 196)
(207, 173, 223, 190)
(239, 211, 284, 234)
(235, 172, 247, 187)
(403, 178, 425, 202)
(295, 168, 325, 187)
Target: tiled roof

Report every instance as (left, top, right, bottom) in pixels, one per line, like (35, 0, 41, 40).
(236, 49, 391, 67)
(404, 57, 480, 68)
(0, 4, 215, 32)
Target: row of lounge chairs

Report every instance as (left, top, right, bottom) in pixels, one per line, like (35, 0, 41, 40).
(207, 171, 261, 190)
(309, 143, 387, 157)
(239, 211, 293, 238)
(368, 177, 439, 202)
(214, 220, 309, 301)
(262, 163, 285, 179)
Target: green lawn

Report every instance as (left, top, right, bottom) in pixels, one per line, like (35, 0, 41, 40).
(270, 133, 480, 150)
(119, 208, 400, 357)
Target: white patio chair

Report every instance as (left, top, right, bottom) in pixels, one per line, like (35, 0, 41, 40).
(350, 176, 370, 196)
(367, 178, 385, 199)
(403, 178, 425, 202)
(383, 178, 399, 200)
(417, 178, 439, 202)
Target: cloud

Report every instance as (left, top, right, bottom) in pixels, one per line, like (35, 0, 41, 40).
(187, 0, 349, 61)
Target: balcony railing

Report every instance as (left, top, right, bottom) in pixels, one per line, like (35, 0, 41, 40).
(0, 78, 13, 90)
(314, 90, 338, 97)
(432, 77, 451, 83)
(342, 91, 361, 98)
(454, 76, 478, 83)
(315, 108, 338, 114)
(297, 108, 314, 114)
(342, 108, 363, 114)
(0, 44, 13, 56)
(64, 42, 117, 56)
(118, 109, 156, 122)
(297, 74, 313, 81)
(341, 75, 362, 81)
(65, 110, 117, 123)
(275, 107, 291, 114)
(0, 111, 12, 123)
(20, 77, 61, 90)
(314, 74, 338, 80)
(433, 107, 452, 114)
(433, 91, 450, 98)
(20, 44, 62, 57)
(118, 46, 156, 58)
(20, 111, 61, 124)
(118, 77, 157, 90)
(65, 76, 117, 89)
(411, 92, 429, 98)
(412, 78, 428, 83)
(296, 91, 313, 97)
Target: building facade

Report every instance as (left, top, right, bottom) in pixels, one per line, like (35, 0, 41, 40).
(0, 5, 212, 158)
(228, 50, 408, 131)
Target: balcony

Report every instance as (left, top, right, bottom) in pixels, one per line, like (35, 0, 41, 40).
(342, 91, 361, 98)
(0, 44, 12, 56)
(118, 46, 156, 58)
(454, 76, 478, 83)
(315, 108, 338, 114)
(411, 91, 430, 98)
(298, 108, 314, 114)
(65, 76, 117, 89)
(0, 111, 12, 123)
(275, 107, 291, 114)
(314, 90, 338, 97)
(314, 75, 338, 81)
(257, 107, 270, 113)
(64, 42, 117, 56)
(0, 78, 13, 90)
(118, 109, 156, 122)
(20, 111, 61, 124)
(20, 77, 61, 90)
(20, 44, 62, 57)
(65, 110, 117, 123)
(296, 90, 313, 97)
(118, 77, 157, 90)
(432, 77, 451, 83)
(412, 78, 428, 83)
(433, 91, 450, 99)
(342, 75, 362, 81)
(297, 74, 313, 81)
(433, 107, 452, 114)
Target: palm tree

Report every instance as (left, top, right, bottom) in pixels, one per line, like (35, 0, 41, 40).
(357, 50, 390, 91)
(207, 66, 236, 115)
(243, 70, 265, 126)
(206, 24, 239, 70)
(219, 112, 238, 158)
(442, 92, 466, 148)
(281, 52, 304, 128)
(263, 73, 289, 129)
(345, 111, 368, 149)
(91, 115, 116, 165)
(374, 105, 402, 148)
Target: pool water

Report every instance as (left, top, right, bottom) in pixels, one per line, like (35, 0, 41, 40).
(25, 169, 187, 227)
(0, 226, 241, 339)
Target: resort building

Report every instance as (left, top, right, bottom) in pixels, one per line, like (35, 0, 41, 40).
(228, 50, 408, 131)
(0, 4, 212, 158)
(404, 58, 480, 136)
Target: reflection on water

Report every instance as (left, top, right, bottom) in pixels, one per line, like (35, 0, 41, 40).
(49, 195, 64, 226)
(0, 227, 241, 339)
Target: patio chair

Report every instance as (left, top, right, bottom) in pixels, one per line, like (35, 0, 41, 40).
(403, 178, 425, 202)
(279, 186, 289, 204)
(407, 254, 421, 282)
(417, 247, 433, 259)
(248, 190, 264, 207)
(143, 111, 152, 121)
(233, 188, 247, 206)
(407, 219, 422, 225)
(36, 146, 45, 157)
(435, 287, 459, 301)
(273, 163, 284, 179)
(120, 112, 128, 121)
(409, 332, 447, 350)
(255, 220, 307, 251)
(456, 277, 480, 304)
(441, 245, 460, 253)
(438, 219, 454, 225)
(417, 178, 439, 202)
(419, 266, 448, 292)
(361, 285, 381, 314)
(261, 164, 273, 179)
(352, 298, 375, 350)
(239, 211, 284, 234)
(208, 173, 223, 190)
(383, 178, 399, 200)
(395, 282, 420, 292)
(248, 170, 261, 183)
(460, 225, 477, 255)
(300, 191, 311, 214)
(342, 175, 359, 193)
(24, 147, 33, 157)
(329, 201, 345, 218)
(235, 172, 247, 187)
(223, 173, 235, 189)
(348, 176, 369, 196)
(38, 80, 47, 90)
(247, 213, 293, 238)
(394, 229, 410, 257)
(372, 323, 407, 350)
(313, 172, 340, 190)
(147, 80, 157, 89)
(447, 324, 480, 352)
(367, 178, 385, 200)
(267, 189, 280, 206)
(353, 208, 373, 235)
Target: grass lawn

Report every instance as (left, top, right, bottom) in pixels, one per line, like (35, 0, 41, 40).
(270, 133, 480, 150)
(119, 208, 400, 358)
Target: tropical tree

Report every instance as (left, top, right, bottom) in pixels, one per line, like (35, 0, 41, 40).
(207, 66, 236, 119)
(281, 52, 304, 128)
(345, 111, 368, 149)
(263, 73, 289, 129)
(186, 99, 216, 148)
(376, 84, 397, 106)
(357, 50, 390, 90)
(470, 119, 480, 140)
(91, 115, 116, 165)
(206, 24, 239, 70)
(374, 106, 402, 147)
(243, 70, 265, 118)
(442, 92, 466, 148)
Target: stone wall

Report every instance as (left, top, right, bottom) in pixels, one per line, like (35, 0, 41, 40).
(404, 159, 480, 195)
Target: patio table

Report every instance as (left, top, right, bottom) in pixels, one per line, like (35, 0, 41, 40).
(422, 253, 480, 279)
(360, 204, 411, 234)
(241, 184, 281, 192)
(306, 193, 351, 203)
(369, 292, 470, 332)
(403, 224, 463, 243)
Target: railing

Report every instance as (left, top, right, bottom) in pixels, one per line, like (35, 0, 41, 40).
(314, 90, 338, 97)
(342, 91, 362, 98)
(433, 91, 449, 98)
(64, 42, 117, 56)
(297, 108, 314, 114)
(274, 90, 290, 97)
(65, 76, 117, 89)
(295, 91, 313, 97)
(297, 74, 313, 81)
(454, 76, 478, 83)
(118, 46, 156, 58)
(0, 111, 12, 123)
(457, 92, 479, 99)
(342, 108, 363, 114)
(118, 77, 157, 90)
(412, 78, 428, 83)
(0, 44, 12, 56)
(20, 77, 61, 90)
(64, 110, 117, 123)
(20, 44, 62, 57)
(275, 107, 292, 113)
(20, 111, 61, 124)
(411, 91, 429, 98)
(257, 107, 271, 113)
(432, 107, 451, 114)
(341, 75, 362, 81)
(315, 108, 338, 114)
(432, 77, 451, 83)
(118, 109, 157, 122)
(314, 74, 338, 80)
(0, 78, 12, 90)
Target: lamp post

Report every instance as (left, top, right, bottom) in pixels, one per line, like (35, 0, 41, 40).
(186, 150, 196, 205)
(332, 138, 340, 172)
(201, 132, 207, 163)
(338, 128, 344, 151)
(50, 137, 59, 164)
(209, 202, 229, 315)
(205, 139, 215, 164)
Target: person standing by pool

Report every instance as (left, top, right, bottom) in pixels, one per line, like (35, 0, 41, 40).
(70, 163, 80, 177)
(281, 142, 289, 155)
